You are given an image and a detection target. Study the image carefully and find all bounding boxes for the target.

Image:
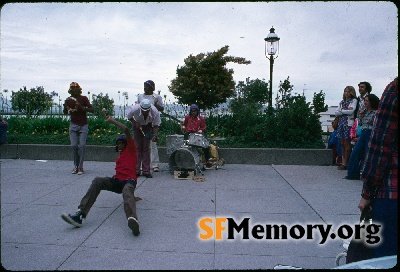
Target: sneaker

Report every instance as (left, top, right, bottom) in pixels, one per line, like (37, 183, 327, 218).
(205, 162, 213, 169)
(77, 168, 84, 175)
(72, 167, 78, 174)
(153, 167, 160, 172)
(128, 217, 140, 236)
(143, 173, 153, 178)
(61, 210, 84, 227)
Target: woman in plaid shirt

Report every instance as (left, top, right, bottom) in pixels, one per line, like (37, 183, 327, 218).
(358, 77, 398, 258)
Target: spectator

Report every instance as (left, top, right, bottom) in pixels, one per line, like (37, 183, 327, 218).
(334, 86, 358, 170)
(356, 81, 372, 118)
(353, 81, 372, 141)
(63, 82, 94, 175)
(127, 99, 161, 178)
(327, 123, 342, 165)
(358, 77, 398, 258)
(137, 80, 164, 172)
(345, 94, 380, 180)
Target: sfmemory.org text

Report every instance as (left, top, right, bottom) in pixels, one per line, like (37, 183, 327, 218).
(198, 217, 381, 245)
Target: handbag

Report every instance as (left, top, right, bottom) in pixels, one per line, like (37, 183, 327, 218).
(332, 116, 339, 130)
(345, 204, 375, 264)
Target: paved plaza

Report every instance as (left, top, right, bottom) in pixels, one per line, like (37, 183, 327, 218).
(1, 159, 367, 270)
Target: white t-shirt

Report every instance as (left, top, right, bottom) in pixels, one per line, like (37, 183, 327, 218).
(137, 93, 164, 109)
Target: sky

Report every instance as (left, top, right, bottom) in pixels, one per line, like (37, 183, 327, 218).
(0, 2, 398, 109)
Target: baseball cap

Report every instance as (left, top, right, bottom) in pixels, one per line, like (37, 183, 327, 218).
(115, 134, 127, 144)
(140, 99, 152, 111)
(144, 80, 155, 90)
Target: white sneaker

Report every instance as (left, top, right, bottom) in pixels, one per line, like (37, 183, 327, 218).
(128, 217, 140, 236)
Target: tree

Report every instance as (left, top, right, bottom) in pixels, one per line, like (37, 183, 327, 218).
(11, 86, 53, 117)
(168, 45, 251, 110)
(275, 76, 293, 110)
(229, 78, 269, 113)
(312, 90, 328, 114)
(91, 93, 115, 116)
(272, 94, 324, 148)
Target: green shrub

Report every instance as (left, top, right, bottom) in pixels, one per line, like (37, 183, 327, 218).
(3, 99, 325, 149)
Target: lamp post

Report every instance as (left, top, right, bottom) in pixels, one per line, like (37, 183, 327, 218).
(264, 26, 280, 112)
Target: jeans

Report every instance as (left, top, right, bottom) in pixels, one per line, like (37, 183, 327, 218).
(371, 198, 398, 258)
(79, 177, 138, 220)
(346, 130, 371, 180)
(69, 123, 89, 168)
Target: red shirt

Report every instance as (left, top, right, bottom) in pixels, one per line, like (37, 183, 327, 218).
(114, 137, 137, 180)
(69, 96, 92, 126)
(182, 115, 206, 133)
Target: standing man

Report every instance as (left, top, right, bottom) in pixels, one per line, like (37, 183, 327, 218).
(137, 80, 164, 172)
(356, 81, 372, 120)
(358, 77, 397, 258)
(127, 99, 161, 178)
(63, 82, 94, 175)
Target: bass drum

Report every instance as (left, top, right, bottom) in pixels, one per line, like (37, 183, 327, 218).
(166, 134, 185, 155)
(169, 146, 200, 171)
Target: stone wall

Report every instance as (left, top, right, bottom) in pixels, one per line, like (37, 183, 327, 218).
(0, 144, 332, 165)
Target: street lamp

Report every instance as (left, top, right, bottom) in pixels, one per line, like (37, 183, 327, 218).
(264, 26, 280, 112)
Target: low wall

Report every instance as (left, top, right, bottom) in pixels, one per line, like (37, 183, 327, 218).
(0, 144, 332, 165)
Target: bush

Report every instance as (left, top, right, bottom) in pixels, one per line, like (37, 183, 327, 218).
(3, 98, 325, 149)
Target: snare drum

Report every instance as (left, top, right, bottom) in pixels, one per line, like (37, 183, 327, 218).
(169, 146, 200, 171)
(187, 133, 209, 148)
(166, 134, 185, 155)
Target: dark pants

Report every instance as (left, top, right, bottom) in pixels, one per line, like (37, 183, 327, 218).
(78, 177, 138, 220)
(132, 121, 152, 175)
(346, 130, 372, 179)
(371, 198, 398, 258)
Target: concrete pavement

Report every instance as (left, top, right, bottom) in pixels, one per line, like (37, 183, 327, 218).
(1, 158, 366, 270)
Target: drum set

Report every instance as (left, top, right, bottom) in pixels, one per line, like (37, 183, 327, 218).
(167, 133, 222, 174)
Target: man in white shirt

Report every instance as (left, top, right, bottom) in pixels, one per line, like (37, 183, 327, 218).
(356, 81, 372, 119)
(127, 98, 161, 178)
(137, 80, 164, 172)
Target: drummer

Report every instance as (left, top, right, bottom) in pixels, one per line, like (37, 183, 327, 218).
(181, 104, 212, 168)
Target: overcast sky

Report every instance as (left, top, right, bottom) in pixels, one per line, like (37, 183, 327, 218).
(1, 2, 398, 109)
